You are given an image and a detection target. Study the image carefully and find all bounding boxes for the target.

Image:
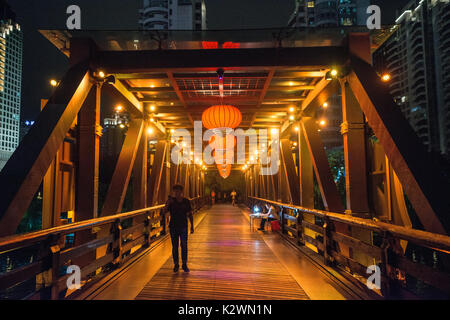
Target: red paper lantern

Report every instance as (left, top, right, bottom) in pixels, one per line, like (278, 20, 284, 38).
(202, 105, 242, 129)
(217, 164, 232, 179)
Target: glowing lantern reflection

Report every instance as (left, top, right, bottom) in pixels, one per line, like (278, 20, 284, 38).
(202, 105, 242, 129)
(202, 105, 242, 179)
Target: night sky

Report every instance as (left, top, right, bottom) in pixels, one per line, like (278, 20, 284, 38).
(7, 0, 410, 120)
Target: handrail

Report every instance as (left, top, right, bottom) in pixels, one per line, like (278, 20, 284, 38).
(0, 205, 164, 252)
(0, 196, 207, 300)
(0, 197, 205, 251)
(248, 196, 450, 298)
(249, 196, 450, 252)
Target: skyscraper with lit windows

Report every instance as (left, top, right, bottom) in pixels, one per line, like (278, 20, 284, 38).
(288, 0, 370, 28)
(0, 1, 22, 171)
(139, 0, 207, 30)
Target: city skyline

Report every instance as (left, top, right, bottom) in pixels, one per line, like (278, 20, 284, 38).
(8, 0, 410, 122)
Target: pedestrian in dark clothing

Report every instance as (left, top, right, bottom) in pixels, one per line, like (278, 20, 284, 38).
(165, 184, 194, 273)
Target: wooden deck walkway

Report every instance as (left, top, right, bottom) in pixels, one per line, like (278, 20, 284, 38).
(135, 205, 309, 300)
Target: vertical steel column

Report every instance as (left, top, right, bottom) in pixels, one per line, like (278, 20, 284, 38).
(132, 125, 148, 209)
(297, 121, 314, 208)
(280, 139, 300, 205)
(340, 80, 369, 216)
(76, 84, 101, 221)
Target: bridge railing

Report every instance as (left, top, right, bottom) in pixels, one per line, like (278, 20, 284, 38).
(247, 196, 450, 298)
(0, 196, 207, 300)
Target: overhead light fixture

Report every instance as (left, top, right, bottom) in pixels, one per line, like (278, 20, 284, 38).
(50, 79, 59, 87)
(289, 106, 295, 113)
(294, 126, 299, 132)
(319, 119, 326, 127)
(116, 105, 123, 112)
(150, 105, 156, 112)
(147, 127, 154, 135)
(381, 73, 391, 82)
(325, 68, 339, 80)
(98, 70, 105, 78)
(323, 102, 328, 108)
(289, 115, 294, 121)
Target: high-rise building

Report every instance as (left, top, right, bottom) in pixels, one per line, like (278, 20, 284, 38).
(0, 1, 22, 171)
(100, 111, 129, 180)
(139, 0, 207, 30)
(288, 0, 370, 28)
(373, 0, 450, 155)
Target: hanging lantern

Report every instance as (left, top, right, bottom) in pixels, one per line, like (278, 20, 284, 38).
(202, 105, 242, 129)
(217, 164, 232, 179)
(212, 149, 234, 165)
(209, 134, 236, 151)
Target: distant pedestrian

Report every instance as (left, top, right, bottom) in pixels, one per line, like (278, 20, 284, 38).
(231, 190, 237, 206)
(165, 184, 194, 273)
(211, 190, 215, 205)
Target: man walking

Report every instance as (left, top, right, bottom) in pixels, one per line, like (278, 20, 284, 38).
(165, 184, 194, 273)
(231, 190, 237, 206)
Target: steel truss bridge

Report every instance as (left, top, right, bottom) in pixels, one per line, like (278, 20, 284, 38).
(0, 28, 449, 300)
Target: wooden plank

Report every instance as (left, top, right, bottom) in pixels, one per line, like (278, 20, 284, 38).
(330, 231, 382, 260)
(57, 253, 115, 290)
(302, 220, 324, 235)
(60, 234, 114, 262)
(121, 235, 146, 253)
(330, 250, 368, 278)
(391, 254, 450, 293)
(0, 261, 45, 290)
(303, 234, 324, 251)
(136, 205, 309, 300)
(121, 223, 146, 238)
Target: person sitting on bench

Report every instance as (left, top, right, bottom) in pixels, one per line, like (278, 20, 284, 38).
(258, 204, 278, 231)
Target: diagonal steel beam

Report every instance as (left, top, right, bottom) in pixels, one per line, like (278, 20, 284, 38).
(250, 69, 275, 128)
(301, 117, 345, 213)
(347, 56, 449, 234)
(280, 139, 300, 205)
(103, 81, 143, 119)
(0, 62, 93, 236)
(301, 77, 339, 116)
(167, 72, 194, 126)
(148, 141, 168, 206)
(101, 118, 144, 216)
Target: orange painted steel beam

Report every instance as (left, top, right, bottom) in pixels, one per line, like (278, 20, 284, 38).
(340, 80, 370, 216)
(76, 84, 102, 222)
(280, 139, 301, 205)
(101, 119, 144, 216)
(250, 69, 275, 127)
(347, 56, 449, 235)
(301, 117, 345, 213)
(133, 129, 148, 210)
(301, 77, 339, 116)
(0, 62, 92, 237)
(148, 141, 168, 206)
(167, 72, 194, 126)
